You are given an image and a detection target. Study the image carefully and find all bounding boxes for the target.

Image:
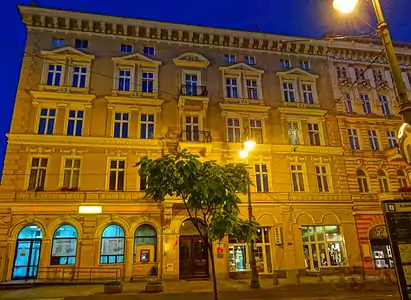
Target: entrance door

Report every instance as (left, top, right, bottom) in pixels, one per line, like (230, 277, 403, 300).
(179, 236, 209, 279)
(12, 240, 41, 279)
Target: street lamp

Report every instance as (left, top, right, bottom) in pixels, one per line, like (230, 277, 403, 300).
(333, 0, 411, 165)
(238, 128, 260, 289)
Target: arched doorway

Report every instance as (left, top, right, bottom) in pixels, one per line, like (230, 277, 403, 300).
(12, 225, 43, 279)
(369, 225, 394, 269)
(179, 219, 208, 279)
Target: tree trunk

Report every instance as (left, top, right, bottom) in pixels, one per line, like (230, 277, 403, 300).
(208, 240, 219, 300)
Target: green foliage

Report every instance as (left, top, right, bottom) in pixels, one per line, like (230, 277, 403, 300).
(135, 150, 257, 242)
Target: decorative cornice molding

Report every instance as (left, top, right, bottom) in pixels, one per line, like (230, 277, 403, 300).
(274, 145, 344, 155)
(173, 52, 210, 68)
(30, 90, 96, 104)
(219, 62, 264, 74)
(278, 106, 327, 117)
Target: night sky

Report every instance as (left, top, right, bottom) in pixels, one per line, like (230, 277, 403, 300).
(0, 0, 410, 172)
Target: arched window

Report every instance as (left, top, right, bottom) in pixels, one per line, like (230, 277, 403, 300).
(397, 169, 408, 189)
(357, 169, 369, 193)
(51, 225, 77, 265)
(377, 170, 389, 193)
(18, 225, 43, 239)
(134, 225, 157, 263)
(100, 224, 125, 264)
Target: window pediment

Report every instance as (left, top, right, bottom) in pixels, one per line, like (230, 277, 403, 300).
(277, 68, 318, 80)
(278, 106, 327, 117)
(219, 62, 264, 75)
(41, 46, 94, 62)
(112, 53, 162, 67)
(173, 52, 210, 68)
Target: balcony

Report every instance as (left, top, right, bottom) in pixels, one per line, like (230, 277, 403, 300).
(178, 85, 209, 115)
(179, 130, 212, 143)
(337, 76, 352, 87)
(179, 85, 208, 97)
(375, 79, 390, 91)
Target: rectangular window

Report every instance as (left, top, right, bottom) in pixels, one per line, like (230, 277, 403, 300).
(185, 116, 200, 142)
(109, 160, 125, 191)
(255, 164, 269, 192)
(113, 112, 129, 138)
(348, 128, 360, 150)
(38, 108, 56, 135)
(52, 37, 64, 47)
(141, 72, 154, 93)
(226, 78, 238, 98)
(368, 130, 380, 151)
(142, 46, 155, 56)
(118, 69, 131, 91)
(250, 119, 263, 143)
(378, 95, 391, 115)
(302, 84, 314, 104)
(227, 118, 241, 142)
(308, 123, 321, 146)
(360, 94, 372, 114)
(139, 175, 147, 191)
(300, 60, 310, 70)
(315, 165, 329, 192)
(280, 59, 291, 68)
(244, 56, 256, 65)
(120, 44, 133, 53)
(355, 68, 365, 80)
(301, 226, 345, 271)
(283, 83, 295, 102)
(28, 157, 48, 191)
(75, 39, 88, 49)
(224, 54, 236, 63)
(184, 74, 198, 96)
(246, 80, 258, 100)
(291, 164, 305, 192)
(336, 66, 348, 78)
(344, 93, 353, 113)
(67, 110, 84, 136)
(62, 158, 81, 189)
(140, 114, 155, 139)
(387, 131, 397, 148)
(47, 65, 62, 86)
(72, 66, 87, 88)
(287, 122, 300, 145)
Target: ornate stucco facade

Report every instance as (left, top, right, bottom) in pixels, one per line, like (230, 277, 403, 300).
(0, 5, 410, 282)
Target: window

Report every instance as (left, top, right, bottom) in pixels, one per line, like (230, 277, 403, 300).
(255, 164, 269, 192)
(134, 225, 157, 263)
(118, 69, 131, 91)
(109, 160, 125, 191)
(47, 65, 62, 86)
(120, 44, 133, 53)
(357, 169, 369, 193)
(185, 116, 200, 142)
(244, 56, 256, 65)
(74, 39, 88, 49)
(287, 122, 300, 145)
(355, 67, 365, 80)
(225, 78, 238, 98)
(315, 165, 330, 192)
(301, 226, 345, 271)
(348, 128, 360, 150)
(250, 119, 263, 143)
(360, 94, 372, 114)
(343, 93, 353, 113)
(246, 80, 258, 100)
(368, 130, 380, 151)
(224, 54, 236, 63)
(280, 59, 291, 68)
(291, 164, 305, 192)
(229, 236, 248, 272)
(140, 114, 155, 139)
(52, 37, 64, 47)
(38, 108, 56, 135)
(255, 227, 272, 273)
(373, 69, 384, 81)
(184, 74, 198, 96)
(51, 225, 77, 265)
(227, 118, 241, 142)
(62, 158, 80, 189)
(143, 46, 155, 56)
(379, 95, 391, 115)
(387, 131, 397, 148)
(283, 83, 295, 102)
(397, 169, 408, 188)
(308, 123, 321, 146)
(378, 170, 389, 193)
(100, 224, 125, 264)
(139, 175, 147, 191)
(141, 72, 154, 93)
(113, 112, 129, 138)
(300, 60, 310, 70)
(302, 84, 314, 104)
(336, 66, 348, 78)
(72, 66, 87, 88)
(67, 110, 84, 136)
(28, 157, 48, 191)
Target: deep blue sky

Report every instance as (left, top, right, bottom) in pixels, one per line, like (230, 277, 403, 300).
(0, 0, 410, 170)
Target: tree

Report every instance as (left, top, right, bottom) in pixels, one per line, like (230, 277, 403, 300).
(136, 150, 258, 300)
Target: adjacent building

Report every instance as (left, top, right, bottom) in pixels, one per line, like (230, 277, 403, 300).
(0, 5, 409, 282)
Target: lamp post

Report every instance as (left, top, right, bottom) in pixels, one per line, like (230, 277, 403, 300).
(238, 129, 260, 289)
(333, 0, 411, 164)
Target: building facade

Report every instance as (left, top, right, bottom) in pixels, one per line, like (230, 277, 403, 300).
(0, 5, 409, 282)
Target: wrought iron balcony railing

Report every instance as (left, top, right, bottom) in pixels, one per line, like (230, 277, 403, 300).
(179, 85, 208, 97)
(179, 130, 212, 142)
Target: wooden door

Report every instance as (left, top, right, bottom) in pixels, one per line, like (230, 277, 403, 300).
(179, 236, 209, 279)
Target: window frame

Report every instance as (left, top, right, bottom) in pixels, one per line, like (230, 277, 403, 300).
(347, 128, 360, 150)
(142, 46, 155, 56)
(52, 37, 65, 47)
(74, 39, 88, 49)
(51, 224, 78, 265)
(66, 109, 84, 136)
(280, 58, 291, 68)
(27, 156, 49, 191)
(107, 159, 126, 191)
(387, 131, 397, 148)
(37, 107, 57, 135)
(224, 54, 236, 63)
(315, 164, 333, 193)
(100, 224, 125, 264)
(254, 163, 270, 193)
(139, 113, 155, 139)
(113, 111, 130, 138)
(368, 130, 380, 151)
(244, 55, 256, 65)
(249, 118, 264, 144)
(377, 170, 390, 193)
(61, 157, 81, 190)
(357, 169, 369, 193)
(226, 117, 242, 143)
(290, 163, 307, 192)
(120, 44, 133, 53)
